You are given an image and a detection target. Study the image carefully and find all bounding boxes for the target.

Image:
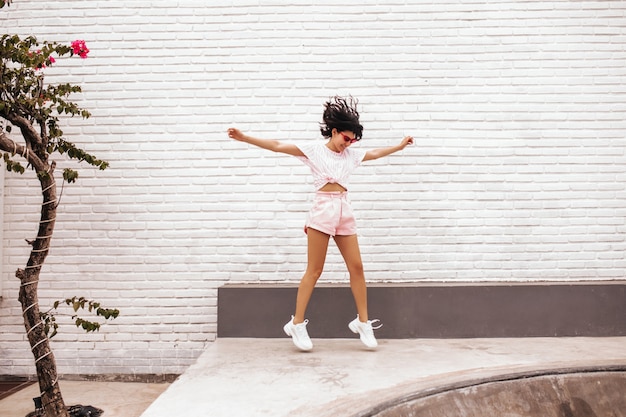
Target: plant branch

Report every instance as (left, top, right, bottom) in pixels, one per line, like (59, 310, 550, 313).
(5, 111, 44, 147)
(0, 129, 44, 171)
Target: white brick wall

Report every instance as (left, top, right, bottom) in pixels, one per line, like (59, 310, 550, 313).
(0, 166, 3, 294)
(1, 1, 625, 375)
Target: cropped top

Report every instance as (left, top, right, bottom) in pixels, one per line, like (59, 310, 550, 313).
(295, 141, 367, 190)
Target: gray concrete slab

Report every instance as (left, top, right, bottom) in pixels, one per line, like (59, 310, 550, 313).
(140, 337, 626, 417)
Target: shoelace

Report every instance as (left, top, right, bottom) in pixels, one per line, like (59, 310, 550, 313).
(359, 319, 383, 336)
(369, 319, 383, 330)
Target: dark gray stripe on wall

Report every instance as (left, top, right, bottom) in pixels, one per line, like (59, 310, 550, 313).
(217, 282, 626, 338)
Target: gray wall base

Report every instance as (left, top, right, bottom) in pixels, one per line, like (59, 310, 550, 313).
(217, 282, 626, 338)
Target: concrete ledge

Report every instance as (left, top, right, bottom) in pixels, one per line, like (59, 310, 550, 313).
(218, 281, 626, 338)
(313, 365, 626, 417)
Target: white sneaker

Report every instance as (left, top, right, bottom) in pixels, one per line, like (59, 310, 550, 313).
(283, 316, 313, 351)
(348, 315, 382, 349)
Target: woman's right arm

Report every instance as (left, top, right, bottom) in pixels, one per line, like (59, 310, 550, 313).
(227, 127, 304, 157)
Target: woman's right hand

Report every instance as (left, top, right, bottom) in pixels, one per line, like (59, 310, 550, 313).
(227, 127, 246, 142)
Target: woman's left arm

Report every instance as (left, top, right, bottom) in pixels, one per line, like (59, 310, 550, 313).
(363, 136, 414, 161)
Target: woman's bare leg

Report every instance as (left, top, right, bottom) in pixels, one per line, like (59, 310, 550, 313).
(334, 234, 368, 321)
(293, 228, 330, 324)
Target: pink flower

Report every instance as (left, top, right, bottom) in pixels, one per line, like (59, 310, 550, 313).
(71, 40, 89, 59)
(32, 50, 56, 70)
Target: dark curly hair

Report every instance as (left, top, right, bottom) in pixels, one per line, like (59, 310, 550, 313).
(319, 96, 363, 140)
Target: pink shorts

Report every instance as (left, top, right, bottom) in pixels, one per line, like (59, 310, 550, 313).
(305, 192, 357, 237)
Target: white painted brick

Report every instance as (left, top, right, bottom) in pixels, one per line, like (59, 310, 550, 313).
(1, 0, 626, 376)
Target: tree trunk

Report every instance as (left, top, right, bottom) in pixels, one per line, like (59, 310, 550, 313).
(17, 166, 69, 417)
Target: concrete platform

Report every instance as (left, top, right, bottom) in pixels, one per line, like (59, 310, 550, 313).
(1, 337, 625, 416)
(141, 337, 626, 417)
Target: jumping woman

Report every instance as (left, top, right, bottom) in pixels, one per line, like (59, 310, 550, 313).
(227, 96, 413, 351)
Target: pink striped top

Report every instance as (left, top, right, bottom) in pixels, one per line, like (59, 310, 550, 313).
(295, 141, 367, 190)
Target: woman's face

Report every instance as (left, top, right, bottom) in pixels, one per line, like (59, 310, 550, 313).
(329, 129, 358, 152)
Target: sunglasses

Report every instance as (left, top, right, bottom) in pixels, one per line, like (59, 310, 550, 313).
(340, 133, 360, 144)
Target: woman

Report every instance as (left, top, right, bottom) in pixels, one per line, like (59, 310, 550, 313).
(227, 96, 413, 351)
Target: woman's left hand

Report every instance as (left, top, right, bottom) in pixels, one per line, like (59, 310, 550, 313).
(400, 135, 414, 148)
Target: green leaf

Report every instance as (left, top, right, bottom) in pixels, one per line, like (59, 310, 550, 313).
(63, 168, 79, 183)
(3, 153, 25, 174)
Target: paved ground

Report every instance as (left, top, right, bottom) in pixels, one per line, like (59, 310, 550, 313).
(1, 337, 625, 417)
(0, 380, 169, 417)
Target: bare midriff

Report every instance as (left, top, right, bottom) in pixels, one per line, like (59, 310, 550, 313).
(319, 183, 347, 192)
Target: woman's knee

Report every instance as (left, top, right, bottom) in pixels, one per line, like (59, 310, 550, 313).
(303, 266, 324, 281)
(348, 260, 364, 276)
